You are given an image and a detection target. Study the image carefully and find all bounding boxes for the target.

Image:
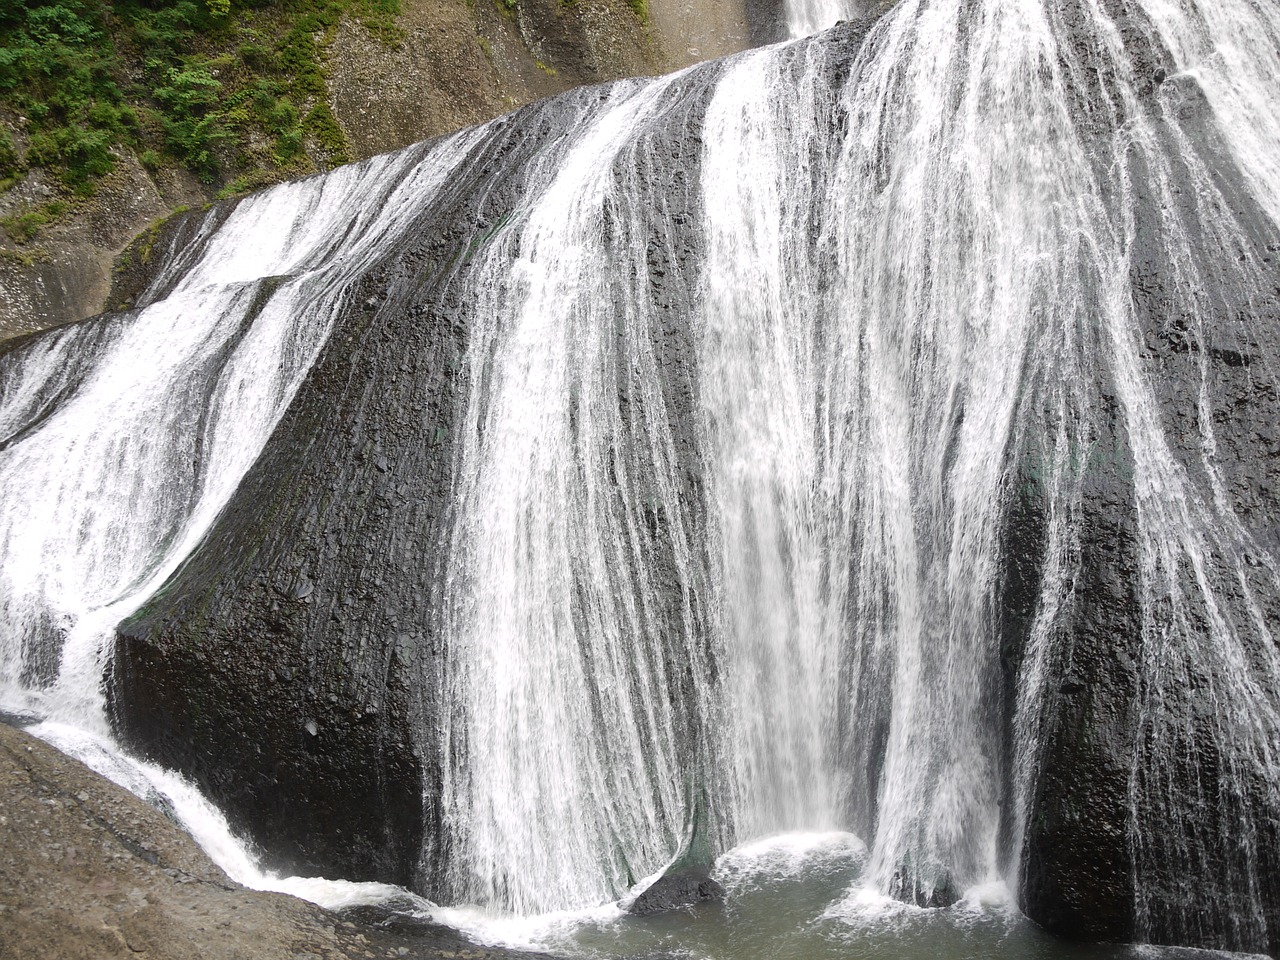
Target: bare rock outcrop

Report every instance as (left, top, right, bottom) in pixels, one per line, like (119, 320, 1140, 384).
(0, 722, 546, 960)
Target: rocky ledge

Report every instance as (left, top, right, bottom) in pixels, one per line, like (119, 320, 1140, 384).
(0, 722, 546, 960)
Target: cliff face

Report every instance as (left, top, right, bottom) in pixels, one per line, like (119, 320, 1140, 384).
(106, 49, 735, 890)
(6, 0, 1279, 952)
(0, 0, 757, 344)
(317, 0, 756, 161)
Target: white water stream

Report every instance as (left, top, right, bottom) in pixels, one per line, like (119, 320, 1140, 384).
(0, 136, 480, 728)
(784, 0, 862, 39)
(437, 0, 1280, 940)
(2, 0, 1279, 955)
(0, 134, 482, 907)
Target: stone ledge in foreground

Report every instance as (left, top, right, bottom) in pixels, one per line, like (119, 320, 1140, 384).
(0, 721, 546, 960)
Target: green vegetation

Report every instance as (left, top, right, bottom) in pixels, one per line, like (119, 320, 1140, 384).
(1, 198, 68, 243)
(302, 100, 348, 164)
(0, 243, 51, 265)
(0, 0, 400, 234)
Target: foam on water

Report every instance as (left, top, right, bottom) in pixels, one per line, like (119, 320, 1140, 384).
(430, 901, 629, 953)
(715, 832, 867, 889)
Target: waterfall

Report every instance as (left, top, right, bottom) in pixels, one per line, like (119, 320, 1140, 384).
(783, 0, 866, 40)
(1, 0, 1279, 953)
(433, 0, 1280, 933)
(438, 74, 717, 913)
(0, 136, 481, 727)
(699, 45, 845, 842)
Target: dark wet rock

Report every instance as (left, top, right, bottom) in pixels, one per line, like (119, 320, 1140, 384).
(108, 137, 521, 886)
(1016, 9, 1280, 954)
(23, 5, 1273, 953)
(890, 869, 960, 910)
(629, 778, 726, 916)
(744, 0, 786, 44)
(106, 20, 894, 901)
(1017, 385, 1142, 944)
(628, 865, 725, 916)
(107, 59, 723, 894)
(1118, 86, 1280, 958)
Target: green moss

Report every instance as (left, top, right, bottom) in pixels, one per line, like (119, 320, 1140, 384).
(0, 126, 21, 180)
(0, 243, 51, 265)
(303, 101, 350, 165)
(1, 0, 400, 191)
(626, 0, 648, 23)
(123, 203, 190, 271)
(1, 198, 69, 244)
(214, 169, 277, 199)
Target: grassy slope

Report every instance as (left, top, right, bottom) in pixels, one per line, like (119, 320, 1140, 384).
(0, 0, 398, 246)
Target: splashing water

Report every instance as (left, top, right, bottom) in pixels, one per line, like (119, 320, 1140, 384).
(0, 0, 1278, 953)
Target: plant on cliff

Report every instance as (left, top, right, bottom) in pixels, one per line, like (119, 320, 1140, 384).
(0, 0, 398, 216)
(154, 61, 228, 179)
(0, 0, 135, 189)
(1, 197, 68, 243)
(0, 125, 22, 181)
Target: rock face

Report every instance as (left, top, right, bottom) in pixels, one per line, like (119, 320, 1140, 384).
(1016, 387, 1143, 942)
(0, 157, 209, 343)
(108, 54, 729, 891)
(628, 787, 725, 916)
(110, 151, 492, 884)
(5, 1, 1278, 952)
(324, 0, 713, 162)
(1015, 7, 1280, 954)
(1121, 102, 1280, 956)
(108, 17, 896, 901)
(0, 722, 547, 960)
(0, 0, 759, 344)
(628, 866, 724, 916)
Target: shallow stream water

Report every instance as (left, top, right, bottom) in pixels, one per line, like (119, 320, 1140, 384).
(17, 710, 1268, 960)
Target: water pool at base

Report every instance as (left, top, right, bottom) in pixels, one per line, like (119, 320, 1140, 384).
(24, 724, 1264, 960)
(428, 834, 1263, 960)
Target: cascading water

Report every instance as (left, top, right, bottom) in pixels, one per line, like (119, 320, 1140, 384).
(438, 73, 718, 913)
(1, 0, 1279, 956)
(699, 46, 846, 842)
(0, 137, 480, 730)
(782, 0, 867, 40)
